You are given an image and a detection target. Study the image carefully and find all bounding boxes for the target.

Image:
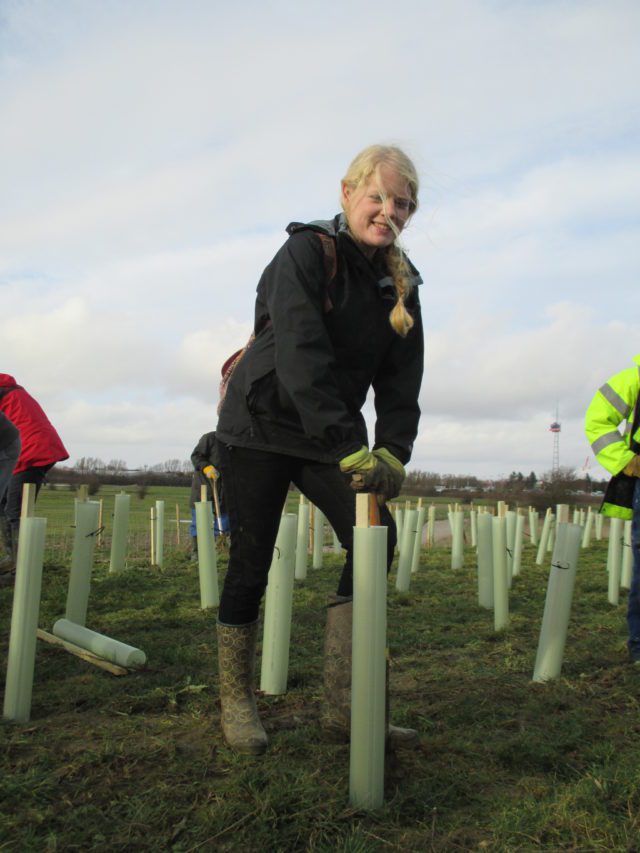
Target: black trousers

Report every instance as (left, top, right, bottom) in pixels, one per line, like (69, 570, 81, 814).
(216, 444, 397, 625)
(0, 464, 53, 552)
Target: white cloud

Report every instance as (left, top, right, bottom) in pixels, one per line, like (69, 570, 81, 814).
(1, 0, 638, 477)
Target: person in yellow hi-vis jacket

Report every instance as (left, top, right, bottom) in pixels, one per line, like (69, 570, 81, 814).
(585, 353, 640, 661)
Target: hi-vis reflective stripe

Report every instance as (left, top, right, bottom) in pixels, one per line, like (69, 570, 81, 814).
(591, 430, 625, 455)
(599, 382, 631, 418)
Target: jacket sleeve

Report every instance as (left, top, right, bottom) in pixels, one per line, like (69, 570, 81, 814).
(371, 292, 424, 465)
(264, 233, 362, 459)
(584, 366, 638, 475)
(190, 432, 217, 471)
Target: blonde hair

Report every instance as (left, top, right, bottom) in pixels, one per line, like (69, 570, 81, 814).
(341, 145, 419, 337)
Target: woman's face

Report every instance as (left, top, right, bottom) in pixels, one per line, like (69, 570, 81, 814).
(341, 164, 413, 258)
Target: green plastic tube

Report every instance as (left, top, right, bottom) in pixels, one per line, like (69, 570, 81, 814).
(410, 505, 427, 574)
(3, 517, 47, 723)
(535, 509, 552, 565)
(581, 508, 593, 549)
(349, 524, 387, 810)
(396, 509, 417, 592)
(595, 513, 604, 540)
(532, 523, 582, 682)
(154, 500, 165, 568)
(492, 516, 509, 631)
(294, 503, 309, 581)
(427, 504, 435, 547)
(450, 510, 464, 570)
(476, 512, 493, 609)
(260, 514, 297, 695)
(528, 508, 539, 547)
(505, 511, 516, 585)
(66, 500, 100, 626)
(312, 506, 325, 569)
(109, 492, 130, 574)
(512, 513, 525, 578)
(469, 509, 477, 548)
(53, 619, 146, 669)
(195, 501, 219, 609)
(395, 508, 404, 551)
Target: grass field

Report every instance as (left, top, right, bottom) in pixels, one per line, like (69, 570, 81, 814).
(1, 492, 638, 851)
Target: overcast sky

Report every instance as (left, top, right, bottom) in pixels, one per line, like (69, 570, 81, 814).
(1, 0, 638, 479)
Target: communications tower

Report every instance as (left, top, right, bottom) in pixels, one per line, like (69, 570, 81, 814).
(549, 405, 561, 477)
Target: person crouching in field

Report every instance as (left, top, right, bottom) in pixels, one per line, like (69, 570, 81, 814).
(213, 145, 424, 754)
(189, 431, 228, 559)
(0, 373, 69, 579)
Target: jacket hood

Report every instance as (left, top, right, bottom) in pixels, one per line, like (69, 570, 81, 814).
(286, 214, 344, 239)
(286, 214, 423, 289)
(0, 374, 17, 388)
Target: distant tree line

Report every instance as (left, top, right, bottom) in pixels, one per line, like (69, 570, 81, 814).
(47, 458, 608, 508)
(48, 457, 194, 489)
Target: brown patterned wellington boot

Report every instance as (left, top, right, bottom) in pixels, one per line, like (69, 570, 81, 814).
(216, 620, 268, 755)
(321, 595, 419, 749)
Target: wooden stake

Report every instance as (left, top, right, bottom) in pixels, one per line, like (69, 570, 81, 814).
(21, 483, 36, 519)
(355, 493, 370, 528)
(36, 629, 128, 676)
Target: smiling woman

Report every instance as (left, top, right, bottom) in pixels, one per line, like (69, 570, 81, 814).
(212, 144, 424, 756)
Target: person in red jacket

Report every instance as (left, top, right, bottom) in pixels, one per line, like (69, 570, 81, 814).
(0, 374, 69, 571)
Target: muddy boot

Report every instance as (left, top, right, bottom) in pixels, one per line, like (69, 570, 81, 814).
(216, 620, 268, 755)
(321, 594, 418, 749)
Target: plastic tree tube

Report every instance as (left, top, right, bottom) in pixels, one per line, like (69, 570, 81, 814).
(581, 508, 594, 549)
(450, 509, 464, 570)
(607, 518, 623, 605)
(505, 511, 516, 585)
(512, 512, 525, 578)
(260, 514, 297, 695)
(492, 516, 509, 631)
(294, 500, 309, 581)
(427, 504, 435, 547)
(469, 508, 477, 548)
(109, 492, 130, 574)
(395, 507, 404, 551)
(396, 509, 417, 592)
(53, 619, 146, 669)
(350, 494, 386, 810)
(410, 504, 427, 574)
(535, 509, 553, 566)
(154, 500, 165, 568)
(595, 513, 604, 540)
(532, 523, 582, 682)
(3, 517, 47, 722)
(476, 512, 493, 609)
(195, 500, 219, 609)
(528, 508, 539, 547)
(547, 518, 555, 552)
(312, 506, 325, 569)
(65, 500, 100, 626)
(621, 520, 633, 590)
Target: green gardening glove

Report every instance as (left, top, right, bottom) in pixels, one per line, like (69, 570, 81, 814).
(339, 446, 381, 491)
(372, 447, 406, 500)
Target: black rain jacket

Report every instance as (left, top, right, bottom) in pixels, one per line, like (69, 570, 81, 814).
(215, 215, 424, 465)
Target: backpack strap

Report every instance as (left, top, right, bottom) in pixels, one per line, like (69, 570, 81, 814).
(316, 233, 338, 312)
